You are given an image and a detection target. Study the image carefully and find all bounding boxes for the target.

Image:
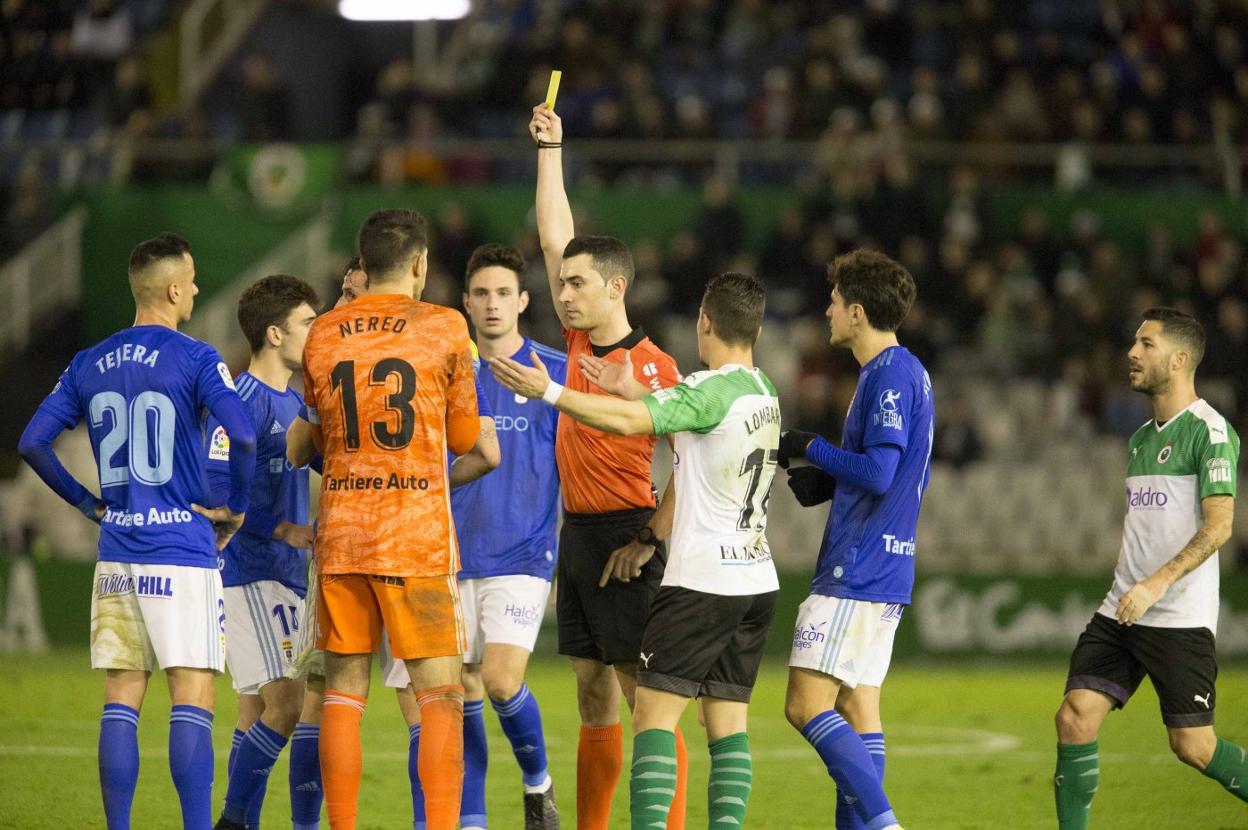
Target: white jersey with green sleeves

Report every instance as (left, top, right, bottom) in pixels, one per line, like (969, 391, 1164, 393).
(1097, 399, 1239, 633)
(642, 365, 781, 596)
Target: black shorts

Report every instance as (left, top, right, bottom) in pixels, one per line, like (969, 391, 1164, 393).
(638, 586, 777, 703)
(1065, 613, 1218, 728)
(557, 508, 665, 665)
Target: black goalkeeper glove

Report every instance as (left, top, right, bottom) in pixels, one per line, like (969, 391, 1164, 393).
(786, 466, 837, 507)
(777, 429, 818, 469)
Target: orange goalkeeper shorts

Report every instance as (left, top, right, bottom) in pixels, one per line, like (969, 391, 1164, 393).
(316, 573, 466, 660)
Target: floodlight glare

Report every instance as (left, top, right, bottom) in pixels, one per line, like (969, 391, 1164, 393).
(338, 0, 471, 21)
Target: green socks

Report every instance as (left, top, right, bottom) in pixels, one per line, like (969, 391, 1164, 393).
(1203, 737, 1248, 803)
(1055, 741, 1099, 830)
(708, 732, 753, 827)
(631, 728, 678, 829)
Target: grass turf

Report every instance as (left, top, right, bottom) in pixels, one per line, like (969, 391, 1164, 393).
(0, 650, 1244, 829)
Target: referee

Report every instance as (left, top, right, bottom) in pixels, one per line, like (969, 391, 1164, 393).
(527, 101, 688, 830)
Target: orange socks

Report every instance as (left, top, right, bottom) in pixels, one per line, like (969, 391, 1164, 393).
(668, 726, 688, 830)
(577, 723, 624, 830)
(320, 690, 366, 829)
(415, 684, 465, 830)
(575, 722, 686, 828)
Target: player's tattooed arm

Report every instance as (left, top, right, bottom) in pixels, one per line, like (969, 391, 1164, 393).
(530, 103, 573, 328)
(449, 415, 501, 488)
(1116, 494, 1234, 625)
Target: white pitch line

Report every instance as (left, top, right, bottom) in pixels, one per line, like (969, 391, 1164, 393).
(0, 746, 1181, 765)
(0, 724, 1031, 762)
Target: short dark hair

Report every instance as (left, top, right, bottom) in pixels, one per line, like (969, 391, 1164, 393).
(466, 243, 527, 290)
(1142, 306, 1205, 369)
(562, 235, 634, 286)
(237, 274, 320, 353)
(827, 249, 916, 332)
(702, 272, 765, 346)
(129, 233, 190, 276)
(357, 209, 428, 279)
(344, 256, 361, 276)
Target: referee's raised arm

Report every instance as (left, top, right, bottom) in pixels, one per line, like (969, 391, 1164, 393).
(530, 103, 573, 329)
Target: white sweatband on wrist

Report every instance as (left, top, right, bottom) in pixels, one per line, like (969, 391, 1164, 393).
(542, 381, 564, 405)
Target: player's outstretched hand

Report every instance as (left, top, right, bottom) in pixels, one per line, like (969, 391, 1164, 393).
(489, 351, 553, 400)
(529, 104, 563, 145)
(190, 503, 246, 551)
(1115, 578, 1164, 626)
(579, 350, 651, 400)
(777, 429, 818, 468)
(599, 539, 657, 587)
(274, 521, 315, 549)
(786, 466, 837, 507)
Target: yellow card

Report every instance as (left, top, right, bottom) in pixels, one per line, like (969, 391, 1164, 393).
(545, 70, 562, 110)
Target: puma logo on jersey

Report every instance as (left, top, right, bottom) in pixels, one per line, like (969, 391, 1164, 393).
(1194, 692, 1212, 709)
(639, 652, 654, 668)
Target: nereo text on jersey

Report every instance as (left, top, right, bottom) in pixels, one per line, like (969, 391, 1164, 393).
(337, 316, 407, 337)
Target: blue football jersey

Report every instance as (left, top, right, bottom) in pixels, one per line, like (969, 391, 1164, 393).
(454, 337, 565, 581)
(811, 346, 934, 604)
(206, 373, 310, 595)
(33, 326, 243, 568)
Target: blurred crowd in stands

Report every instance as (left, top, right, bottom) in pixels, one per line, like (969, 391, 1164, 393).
(398, 165, 1248, 455)
(344, 0, 1248, 186)
(0, 0, 166, 255)
(5, 0, 1248, 449)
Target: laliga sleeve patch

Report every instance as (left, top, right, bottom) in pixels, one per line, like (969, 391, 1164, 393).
(217, 362, 236, 391)
(209, 426, 231, 461)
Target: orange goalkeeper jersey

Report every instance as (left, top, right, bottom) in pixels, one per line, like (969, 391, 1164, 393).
(303, 294, 479, 577)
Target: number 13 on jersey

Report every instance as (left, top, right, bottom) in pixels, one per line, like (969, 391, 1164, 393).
(328, 358, 419, 451)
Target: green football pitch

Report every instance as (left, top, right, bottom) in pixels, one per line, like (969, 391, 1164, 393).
(1, 651, 1244, 829)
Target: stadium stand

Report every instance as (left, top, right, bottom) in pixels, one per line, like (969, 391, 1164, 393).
(0, 0, 169, 256)
(3, 0, 1246, 573)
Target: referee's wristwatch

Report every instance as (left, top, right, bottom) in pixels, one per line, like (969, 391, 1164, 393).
(635, 525, 660, 548)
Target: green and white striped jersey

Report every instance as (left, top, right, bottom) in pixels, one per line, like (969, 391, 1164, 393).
(642, 365, 781, 596)
(1097, 399, 1239, 632)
